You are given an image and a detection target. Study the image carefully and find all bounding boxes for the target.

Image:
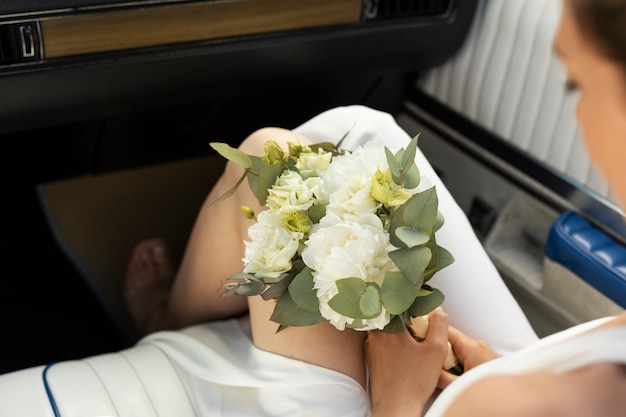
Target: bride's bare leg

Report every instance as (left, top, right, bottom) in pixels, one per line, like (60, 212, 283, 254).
(176, 127, 368, 385)
(162, 127, 317, 329)
(248, 296, 368, 387)
(125, 126, 368, 385)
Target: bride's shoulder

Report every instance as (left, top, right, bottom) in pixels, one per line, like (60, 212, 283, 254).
(609, 311, 626, 326)
(591, 312, 626, 331)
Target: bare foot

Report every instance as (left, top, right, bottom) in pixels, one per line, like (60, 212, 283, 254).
(123, 238, 173, 335)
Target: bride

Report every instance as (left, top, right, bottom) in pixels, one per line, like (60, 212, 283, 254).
(1, 0, 625, 414)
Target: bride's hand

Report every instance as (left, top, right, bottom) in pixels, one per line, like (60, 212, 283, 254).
(438, 325, 498, 389)
(366, 309, 450, 417)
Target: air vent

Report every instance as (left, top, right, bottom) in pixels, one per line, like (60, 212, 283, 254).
(365, 0, 452, 20)
(0, 22, 41, 66)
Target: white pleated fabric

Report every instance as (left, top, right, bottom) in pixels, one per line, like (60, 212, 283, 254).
(425, 318, 626, 417)
(142, 317, 369, 417)
(418, 0, 616, 203)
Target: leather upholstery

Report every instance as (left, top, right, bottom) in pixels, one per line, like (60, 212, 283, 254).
(0, 344, 196, 417)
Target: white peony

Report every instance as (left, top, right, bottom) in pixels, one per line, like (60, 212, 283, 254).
(321, 143, 389, 219)
(243, 210, 303, 280)
(301, 212, 395, 330)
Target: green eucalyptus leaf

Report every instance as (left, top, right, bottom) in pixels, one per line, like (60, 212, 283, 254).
(335, 278, 365, 300)
(261, 271, 290, 285)
(229, 272, 264, 283)
(388, 246, 431, 284)
(395, 226, 430, 247)
(359, 285, 382, 318)
(309, 142, 337, 154)
(423, 268, 435, 283)
(388, 203, 408, 248)
(435, 245, 455, 272)
(401, 187, 439, 232)
(346, 318, 365, 330)
(434, 210, 445, 232)
(422, 242, 455, 282)
(221, 273, 265, 297)
(220, 285, 239, 298)
(307, 204, 326, 224)
(285, 157, 298, 171)
(328, 278, 382, 320)
(380, 270, 419, 314)
(289, 267, 320, 313)
(256, 162, 285, 205)
(328, 296, 362, 319)
(385, 147, 401, 179)
(335, 126, 354, 151)
(245, 156, 265, 203)
(210, 142, 253, 169)
(261, 274, 294, 299)
(328, 278, 365, 319)
(388, 187, 438, 247)
(389, 136, 420, 189)
(207, 171, 247, 208)
(408, 286, 445, 317)
(400, 163, 421, 189)
(235, 281, 267, 296)
(270, 290, 325, 327)
(399, 134, 418, 171)
(424, 239, 439, 271)
(380, 315, 406, 333)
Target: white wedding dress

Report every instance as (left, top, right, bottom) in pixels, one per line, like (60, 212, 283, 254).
(0, 105, 556, 417)
(425, 318, 626, 417)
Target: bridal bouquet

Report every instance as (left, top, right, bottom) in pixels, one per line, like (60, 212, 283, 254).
(210, 133, 454, 333)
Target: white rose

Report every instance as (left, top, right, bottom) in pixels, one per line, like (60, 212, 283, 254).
(302, 213, 395, 330)
(243, 210, 303, 279)
(296, 150, 332, 178)
(265, 170, 318, 215)
(327, 185, 379, 220)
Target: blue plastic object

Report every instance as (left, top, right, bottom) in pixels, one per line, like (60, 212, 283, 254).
(545, 211, 626, 308)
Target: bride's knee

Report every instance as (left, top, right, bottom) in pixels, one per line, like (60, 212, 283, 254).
(239, 127, 310, 155)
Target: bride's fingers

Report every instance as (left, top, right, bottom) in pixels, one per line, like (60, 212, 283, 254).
(446, 324, 498, 371)
(425, 309, 450, 344)
(438, 369, 458, 390)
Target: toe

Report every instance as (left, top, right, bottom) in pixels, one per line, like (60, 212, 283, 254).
(123, 239, 174, 334)
(124, 238, 171, 292)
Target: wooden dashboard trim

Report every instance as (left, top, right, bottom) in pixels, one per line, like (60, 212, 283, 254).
(40, 0, 363, 59)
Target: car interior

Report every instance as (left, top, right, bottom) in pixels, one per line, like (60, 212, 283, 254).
(3, 0, 625, 376)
